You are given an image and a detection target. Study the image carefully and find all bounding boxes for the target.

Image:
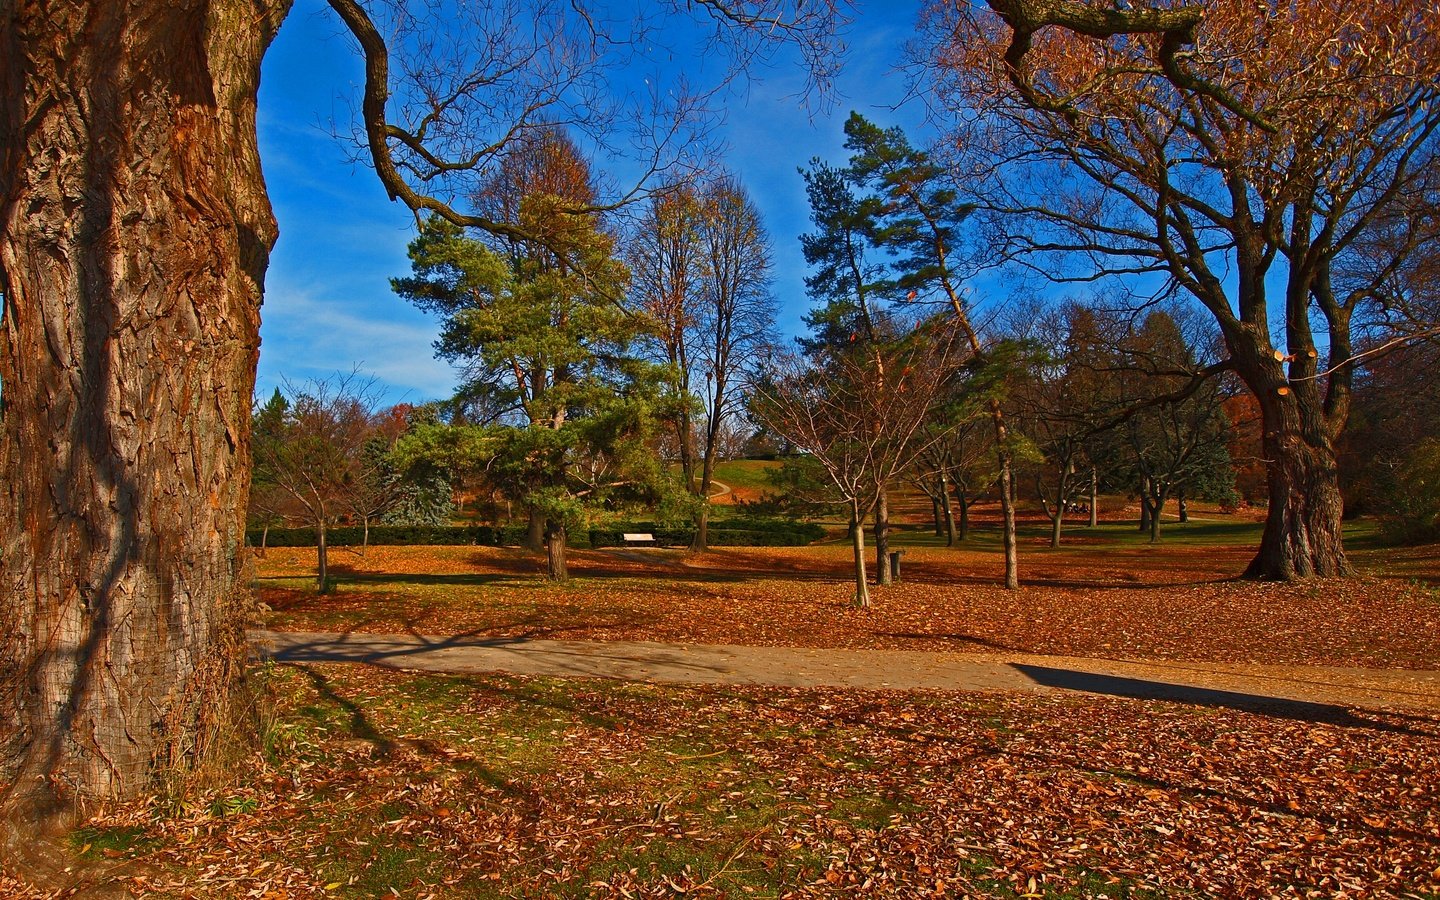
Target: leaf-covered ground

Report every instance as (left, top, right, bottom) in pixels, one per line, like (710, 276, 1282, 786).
(255, 536, 1440, 669)
(14, 663, 1438, 899)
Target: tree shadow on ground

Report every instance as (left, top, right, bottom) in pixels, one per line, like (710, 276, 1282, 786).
(1009, 664, 1438, 737)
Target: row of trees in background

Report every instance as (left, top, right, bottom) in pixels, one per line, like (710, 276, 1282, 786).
(379, 129, 778, 578)
(251, 108, 1429, 603)
(751, 114, 1242, 601)
(249, 379, 454, 592)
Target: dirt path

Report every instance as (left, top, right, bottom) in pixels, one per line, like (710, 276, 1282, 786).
(252, 630, 1440, 716)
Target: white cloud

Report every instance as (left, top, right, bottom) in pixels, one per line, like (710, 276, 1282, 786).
(257, 279, 456, 406)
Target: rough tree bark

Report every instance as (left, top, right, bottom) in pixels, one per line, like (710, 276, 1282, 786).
(0, 0, 290, 827)
(544, 520, 569, 581)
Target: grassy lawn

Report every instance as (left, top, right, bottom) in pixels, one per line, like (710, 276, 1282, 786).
(42, 662, 1440, 899)
(708, 459, 783, 498)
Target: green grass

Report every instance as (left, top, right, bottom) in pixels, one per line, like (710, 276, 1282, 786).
(708, 458, 782, 493)
(885, 517, 1267, 549)
(69, 824, 158, 859)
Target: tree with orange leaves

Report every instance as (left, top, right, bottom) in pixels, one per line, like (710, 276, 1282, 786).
(917, 0, 1440, 579)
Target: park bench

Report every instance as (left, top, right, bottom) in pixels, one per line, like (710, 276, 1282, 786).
(622, 532, 656, 545)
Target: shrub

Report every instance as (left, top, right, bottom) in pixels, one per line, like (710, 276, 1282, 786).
(246, 524, 528, 548)
(587, 518, 823, 548)
(248, 518, 823, 549)
(1377, 439, 1440, 544)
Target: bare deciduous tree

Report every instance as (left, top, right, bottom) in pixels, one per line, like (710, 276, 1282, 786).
(918, 0, 1440, 579)
(750, 322, 963, 607)
(255, 376, 382, 593)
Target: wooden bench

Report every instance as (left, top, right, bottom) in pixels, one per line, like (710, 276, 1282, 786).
(622, 532, 656, 545)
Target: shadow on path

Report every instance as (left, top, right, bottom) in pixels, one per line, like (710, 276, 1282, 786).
(1011, 664, 1436, 735)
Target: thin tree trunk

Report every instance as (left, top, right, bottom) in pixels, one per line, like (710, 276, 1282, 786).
(850, 509, 870, 608)
(1177, 490, 1188, 524)
(932, 495, 943, 536)
(317, 519, 330, 593)
(999, 455, 1019, 589)
(875, 490, 891, 586)
(0, 0, 287, 823)
(955, 487, 970, 542)
(360, 514, 370, 557)
(260, 524, 271, 558)
(1050, 501, 1064, 548)
(692, 504, 711, 553)
(1138, 480, 1152, 532)
(939, 474, 957, 547)
(545, 520, 568, 581)
(690, 436, 717, 553)
(1089, 468, 1098, 527)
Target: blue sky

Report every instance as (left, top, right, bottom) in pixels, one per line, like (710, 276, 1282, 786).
(255, 0, 927, 406)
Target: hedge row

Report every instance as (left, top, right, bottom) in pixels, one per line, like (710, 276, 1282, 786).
(247, 524, 527, 548)
(587, 520, 825, 548)
(247, 519, 825, 549)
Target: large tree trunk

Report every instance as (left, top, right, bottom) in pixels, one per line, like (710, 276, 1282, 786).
(1146, 493, 1166, 544)
(525, 506, 545, 552)
(545, 520, 569, 581)
(1244, 411, 1349, 579)
(0, 0, 289, 827)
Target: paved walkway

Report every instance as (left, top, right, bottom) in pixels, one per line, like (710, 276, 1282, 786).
(252, 630, 1440, 717)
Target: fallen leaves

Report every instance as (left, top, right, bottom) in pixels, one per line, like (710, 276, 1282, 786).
(7, 664, 1435, 899)
(258, 542, 1440, 669)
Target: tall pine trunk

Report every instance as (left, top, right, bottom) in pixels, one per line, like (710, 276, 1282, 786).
(0, 0, 289, 823)
(999, 455, 1018, 589)
(955, 486, 970, 542)
(525, 507, 545, 552)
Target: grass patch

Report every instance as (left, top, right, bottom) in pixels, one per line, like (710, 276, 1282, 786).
(69, 824, 158, 859)
(708, 458, 783, 493)
(50, 663, 1440, 898)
